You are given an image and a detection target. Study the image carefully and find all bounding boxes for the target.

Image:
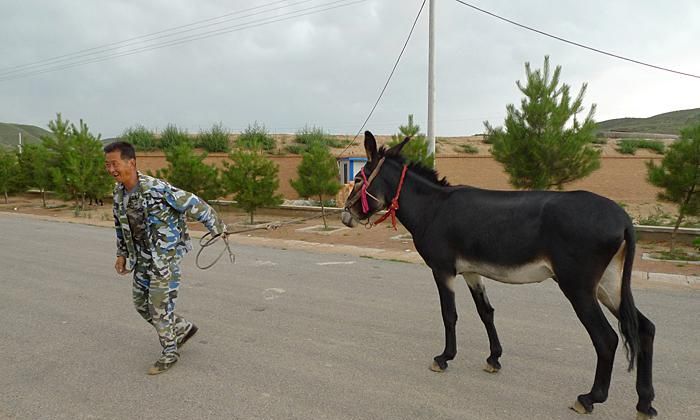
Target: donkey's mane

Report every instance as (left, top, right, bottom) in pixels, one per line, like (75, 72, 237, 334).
(379, 146, 451, 187)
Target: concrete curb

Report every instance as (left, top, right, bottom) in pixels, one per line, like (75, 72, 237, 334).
(633, 270, 700, 287)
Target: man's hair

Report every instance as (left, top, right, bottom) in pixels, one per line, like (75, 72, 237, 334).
(104, 141, 136, 160)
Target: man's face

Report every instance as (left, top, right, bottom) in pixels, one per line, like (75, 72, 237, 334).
(104, 150, 136, 184)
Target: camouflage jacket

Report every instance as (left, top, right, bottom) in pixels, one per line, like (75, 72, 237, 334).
(112, 173, 225, 273)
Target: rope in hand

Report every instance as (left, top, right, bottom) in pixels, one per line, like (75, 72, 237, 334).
(195, 209, 344, 270)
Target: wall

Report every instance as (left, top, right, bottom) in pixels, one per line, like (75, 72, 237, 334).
(135, 151, 663, 204)
(437, 155, 664, 204)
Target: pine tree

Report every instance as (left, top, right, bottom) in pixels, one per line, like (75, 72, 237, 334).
(647, 122, 700, 251)
(222, 149, 283, 224)
(156, 143, 224, 201)
(484, 56, 600, 190)
(42, 115, 109, 209)
(389, 114, 432, 168)
(17, 143, 53, 207)
(0, 148, 22, 204)
(290, 142, 341, 229)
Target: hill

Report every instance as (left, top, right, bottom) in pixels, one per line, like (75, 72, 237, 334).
(596, 108, 700, 135)
(0, 123, 51, 150)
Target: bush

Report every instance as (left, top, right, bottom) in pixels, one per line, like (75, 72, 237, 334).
(197, 122, 230, 153)
(285, 144, 306, 155)
(122, 125, 158, 151)
(159, 124, 192, 150)
(236, 122, 276, 151)
(617, 139, 665, 155)
(460, 144, 479, 154)
(293, 126, 348, 150)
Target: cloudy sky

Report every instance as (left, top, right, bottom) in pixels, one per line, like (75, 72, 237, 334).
(1, 0, 699, 139)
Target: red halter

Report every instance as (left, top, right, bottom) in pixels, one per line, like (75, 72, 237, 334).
(370, 164, 408, 230)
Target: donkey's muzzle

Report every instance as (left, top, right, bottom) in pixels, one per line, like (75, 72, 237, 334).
(341, 210, 357, 228)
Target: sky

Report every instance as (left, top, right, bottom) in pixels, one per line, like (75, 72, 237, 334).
(1, 0, 699, 139)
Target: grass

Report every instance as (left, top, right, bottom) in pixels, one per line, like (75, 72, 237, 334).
(651, 250, 700, 262)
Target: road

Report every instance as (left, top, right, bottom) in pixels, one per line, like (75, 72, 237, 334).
(1, 214, 698, 420)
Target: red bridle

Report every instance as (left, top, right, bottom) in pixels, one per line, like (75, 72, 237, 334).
(346, 158, 408, 230)
(371, 164, 408, 230)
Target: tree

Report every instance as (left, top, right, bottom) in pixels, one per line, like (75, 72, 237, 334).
(647, 122, 700, 252)
(222, 149, 283, 224)
(484, 56, 600, 190)
(290, 142, 341, 229)
(42, 115, 110, 209)
(122, 125, 158, 151)
(17, 143, 53, 207)
(0, 148, 22, 203)
(197, 122, 231, 153)
(156, 142, 224, 201)
(388, 114, 432, 168)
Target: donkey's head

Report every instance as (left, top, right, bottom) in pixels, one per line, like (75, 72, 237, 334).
(341, 131, 410, 227)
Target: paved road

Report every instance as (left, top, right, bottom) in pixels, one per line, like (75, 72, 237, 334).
(1, 214, 698, 420)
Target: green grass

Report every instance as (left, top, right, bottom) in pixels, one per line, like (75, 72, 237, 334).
(596, 108, 700, 135)
(651, 250, 700, 262)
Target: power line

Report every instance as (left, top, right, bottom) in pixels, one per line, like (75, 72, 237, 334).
(0, 0, 318, 77)
(453, 0, 700, 80)
(337, 0, 428, 158)
(0, 0, 364, 82)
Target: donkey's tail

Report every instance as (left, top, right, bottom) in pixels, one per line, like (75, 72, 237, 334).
(619, 223, 640, 372)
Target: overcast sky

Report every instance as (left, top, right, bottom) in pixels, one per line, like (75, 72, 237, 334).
(1, 0, 699, 139)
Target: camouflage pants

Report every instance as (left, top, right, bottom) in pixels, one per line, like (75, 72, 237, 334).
(132, 248, 192, 355)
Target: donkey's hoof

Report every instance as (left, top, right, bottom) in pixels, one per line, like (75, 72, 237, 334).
(430, 360, 446, 372)
(483, 363, 500, 373)
(570, 399, 592, 414)
(636, 408, 657, 420)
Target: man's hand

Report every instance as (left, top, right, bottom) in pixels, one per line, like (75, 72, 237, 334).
(115, 256, 128, 275)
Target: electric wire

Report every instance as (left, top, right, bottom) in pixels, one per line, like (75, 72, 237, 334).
(454, 0, 700, 80)
(0, 0, 364, 82)
(0, 0, 320, 77)
(336, 0, 427, 158)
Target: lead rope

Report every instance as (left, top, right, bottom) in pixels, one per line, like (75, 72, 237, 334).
(195, 209, 344, 270)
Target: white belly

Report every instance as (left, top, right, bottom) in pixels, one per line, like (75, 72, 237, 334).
(455, 258, 554, 284)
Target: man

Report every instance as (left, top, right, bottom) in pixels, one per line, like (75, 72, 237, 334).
(104, 141, 226, 375)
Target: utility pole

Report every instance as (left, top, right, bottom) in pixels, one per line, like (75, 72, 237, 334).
(18, 132, 23, 154)
(427, 0, 436, 167)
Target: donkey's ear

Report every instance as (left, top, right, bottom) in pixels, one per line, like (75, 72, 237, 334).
(388, 136, 411, 156)
(364, 131, 378, 162)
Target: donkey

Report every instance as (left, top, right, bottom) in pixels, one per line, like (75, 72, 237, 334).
(341, 132, 656, 419)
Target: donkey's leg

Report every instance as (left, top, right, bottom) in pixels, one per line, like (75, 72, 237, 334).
(598, 265, 657, 418)
(562, 287, 619, 414)
(430, 270, 458, 373)
(463, 273, 502, 373)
